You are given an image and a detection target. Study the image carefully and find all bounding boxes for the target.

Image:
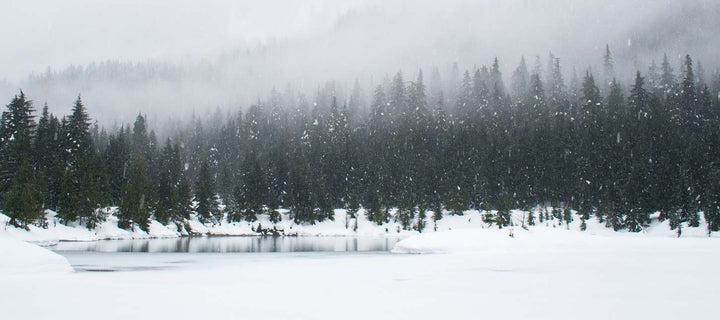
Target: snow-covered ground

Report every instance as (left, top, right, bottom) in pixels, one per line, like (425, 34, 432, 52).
(1, 208, 420, 244)
(2, 208, 719, 319)
(2, 207, 717, 246)
(0, 232, 72, 275)
(0, 209, 193, 244)
(2, 221, 720, 320)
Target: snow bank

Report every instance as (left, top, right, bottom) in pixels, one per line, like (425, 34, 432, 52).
(0, 210, 181, 244)
(0, 211, 96, 244)
(392, 225, 618, 254)
(2, 206, 717, 246)
(0, 233, 72, 274)
(393, 219, 720, 254)
(94, 214, 179, 240)
(393, 228, 519, 253)
(1, 208, 423, 244)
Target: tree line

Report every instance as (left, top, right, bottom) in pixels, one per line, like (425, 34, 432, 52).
(1, 48, 719, 235)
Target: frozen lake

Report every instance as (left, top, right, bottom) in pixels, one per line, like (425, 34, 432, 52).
(49, 236, 402, 272)
(5, 230, 720, 320)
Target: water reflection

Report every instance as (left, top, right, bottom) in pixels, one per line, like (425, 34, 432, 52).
(51, 236, 400, 253)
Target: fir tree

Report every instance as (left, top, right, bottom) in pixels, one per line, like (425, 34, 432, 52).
(176, 174, 193, 220)
(511, 57, 530, 101)
(415, 208, 427, 233)
(527, 210, 536, 226)
(4, 159, 42, 228)
(234, 152, 266, 222)
(660, 53, 676, 97)
(118, 115, 153, 231)
(1, 91, 36, 202)
(57, 96, 105, 227)
(154, 140, 176, 225)
(119, 154, 150, 231)
(195, 160, 219, 223)
(602, 44, 615, 90)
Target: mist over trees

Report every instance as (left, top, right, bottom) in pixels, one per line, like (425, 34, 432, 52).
(1, 48, 720, 236)
(4, 0, 719, 126)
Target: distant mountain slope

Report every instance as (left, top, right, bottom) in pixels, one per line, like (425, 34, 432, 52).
(4, 0, 718, 125)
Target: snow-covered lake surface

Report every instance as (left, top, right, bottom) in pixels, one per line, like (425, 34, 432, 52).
(3, 229, 720, 319)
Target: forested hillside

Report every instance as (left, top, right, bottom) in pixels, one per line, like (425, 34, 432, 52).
(2, 49, 719, 236)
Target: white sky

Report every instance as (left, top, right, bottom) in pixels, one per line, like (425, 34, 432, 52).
(0, 0, 717, 125)
(0, 0, 366, 81)
(2, 0, 716, 83)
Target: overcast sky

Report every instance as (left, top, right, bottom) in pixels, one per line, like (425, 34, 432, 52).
(3, 0, 718, 80)
(0, 0, 368, 81)
(1, 0, 717, 124)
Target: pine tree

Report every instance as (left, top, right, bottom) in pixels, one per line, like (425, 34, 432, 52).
(602, 44, 616, 91)
(234, 151, 266, 222)
(118, 115, 153, 231)
(57, 96, 105, 228)
(34, 104, 53, 207)
(428, 66, 444, 112)
(366, 85, 392, 215)
(562, 205, 573, 229)
(680, 55, 702, 227)
(415, 208, 426, 233)
(527, 210, 536, 226)
(154, 140, 176, 225)
(1, 91, 36, 204)
(647, 60, 662, 95)
(607, 79, 624, 117)
(660, 53, 677, 98)
(491, 58, 505, 98)
(456, 70, 473, 120)
(119, 154, 150, 231)
(681, 55, 699, 124)
(104, 126, 130, 205)
(548, 57, 567, 107)
(287, 152, 314, 224)
(195, 160, 219, 223)
(176, 174, 193, 220)
(4, 159, 42, 228)
(1, 94, 59, 228)
(511, 57, 530, 101)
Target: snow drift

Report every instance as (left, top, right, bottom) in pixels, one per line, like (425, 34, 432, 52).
(0, 233, 72, 274)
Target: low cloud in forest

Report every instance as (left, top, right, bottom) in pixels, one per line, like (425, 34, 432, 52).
(1, 0, 718, 126)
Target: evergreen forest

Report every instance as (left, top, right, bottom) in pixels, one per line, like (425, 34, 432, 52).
(2, 49, 720, 236)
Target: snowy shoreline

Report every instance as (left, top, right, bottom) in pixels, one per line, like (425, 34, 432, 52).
(1, 208, 421, 245)
(3, 206, 718, 247)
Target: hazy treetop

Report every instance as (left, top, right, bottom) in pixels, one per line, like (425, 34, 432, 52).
(1, 0, 717, 124)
